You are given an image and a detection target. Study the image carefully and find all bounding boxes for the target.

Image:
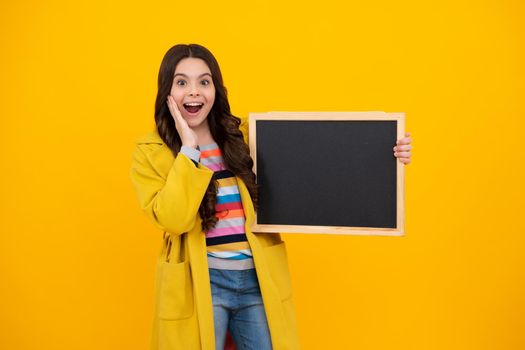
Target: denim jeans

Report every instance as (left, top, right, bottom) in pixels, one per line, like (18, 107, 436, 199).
(209, 268, 272, 350)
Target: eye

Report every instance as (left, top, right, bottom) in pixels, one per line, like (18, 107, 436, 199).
(176, 79, 186, 86)
(201, 79, 210, 86)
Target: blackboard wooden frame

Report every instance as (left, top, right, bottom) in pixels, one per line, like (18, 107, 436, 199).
(248, 111, 405, 236)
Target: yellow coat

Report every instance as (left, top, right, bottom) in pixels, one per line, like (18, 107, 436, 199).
(129, 120, 300, 349)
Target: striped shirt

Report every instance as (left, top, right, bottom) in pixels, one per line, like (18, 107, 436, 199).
(180, 143, 254, 270)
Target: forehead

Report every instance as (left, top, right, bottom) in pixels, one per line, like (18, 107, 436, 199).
(174, 57, 211, 75)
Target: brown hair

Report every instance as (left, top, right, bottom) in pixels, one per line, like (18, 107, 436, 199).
(154, 43, 257, 231)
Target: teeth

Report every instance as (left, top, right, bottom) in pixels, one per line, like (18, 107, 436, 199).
(184, 102, 203, 106)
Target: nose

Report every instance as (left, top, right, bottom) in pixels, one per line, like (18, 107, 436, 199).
(188, 82, 200, 97)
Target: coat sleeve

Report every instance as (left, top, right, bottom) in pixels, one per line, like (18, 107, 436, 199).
(129, 144, 214, 235)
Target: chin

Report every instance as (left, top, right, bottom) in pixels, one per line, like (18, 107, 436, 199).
(186, 118, 207, 129)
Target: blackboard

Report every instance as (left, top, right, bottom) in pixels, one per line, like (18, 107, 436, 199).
(248, 112, 405, 236)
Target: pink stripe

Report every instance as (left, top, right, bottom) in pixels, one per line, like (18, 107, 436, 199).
(204, 162, 224, 171)
(206, 225, 245, 238)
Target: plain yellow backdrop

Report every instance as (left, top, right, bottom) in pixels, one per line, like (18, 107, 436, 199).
(1, 0, 524, 349)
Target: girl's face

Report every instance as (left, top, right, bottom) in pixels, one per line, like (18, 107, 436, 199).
(170, 57, 216, 131)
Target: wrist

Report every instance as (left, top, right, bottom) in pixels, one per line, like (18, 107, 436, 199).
(180, 145, 201, 164)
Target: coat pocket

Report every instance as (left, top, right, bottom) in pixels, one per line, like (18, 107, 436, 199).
(264, 241, 293, 301)
(157, 260, 194, 320)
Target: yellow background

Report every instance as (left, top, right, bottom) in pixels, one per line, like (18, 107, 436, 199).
(1, 0, 524, 349)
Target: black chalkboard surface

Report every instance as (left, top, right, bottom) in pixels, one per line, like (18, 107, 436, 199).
(248, 112, 405, 236)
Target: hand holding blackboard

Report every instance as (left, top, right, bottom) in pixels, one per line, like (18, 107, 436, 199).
(394, 132, 412, 165)
(248, 111, 409, 236)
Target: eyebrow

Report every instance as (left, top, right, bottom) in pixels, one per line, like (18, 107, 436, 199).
(173, 73, 212, 78)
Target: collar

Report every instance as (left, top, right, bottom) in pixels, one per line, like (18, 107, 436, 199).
(134, 129, 164, 144)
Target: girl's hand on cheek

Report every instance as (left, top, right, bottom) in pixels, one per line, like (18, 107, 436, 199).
(167, 95, 198, 148)
(393, 132, 412, 164)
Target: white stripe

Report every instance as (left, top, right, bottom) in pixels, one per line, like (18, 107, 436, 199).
(208, 251, 251, 258)
(236, 249, 253, 256)
(214, 217, 245, 229)
(217, 185, 239, 196)
(208, 250, 253, 258)
(207, 256, 255, 270)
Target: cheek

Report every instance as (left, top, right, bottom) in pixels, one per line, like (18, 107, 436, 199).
(205, 99, 215, 112)
(170, 91, 184, 105)
(206, 90, 216, 105)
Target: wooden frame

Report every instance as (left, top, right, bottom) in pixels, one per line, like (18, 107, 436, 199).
(248, 111, 405, 236)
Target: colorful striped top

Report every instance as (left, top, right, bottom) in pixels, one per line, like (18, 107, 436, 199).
(180, 143, 254, 270)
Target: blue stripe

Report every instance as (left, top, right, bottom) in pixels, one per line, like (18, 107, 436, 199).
(228, 254, 253, 260)
(216, 193, 241, 204)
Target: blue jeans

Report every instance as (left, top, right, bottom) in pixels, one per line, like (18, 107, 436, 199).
(209, 268, 272, 350)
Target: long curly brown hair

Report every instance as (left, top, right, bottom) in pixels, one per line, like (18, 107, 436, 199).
(154, 43, 258, 231)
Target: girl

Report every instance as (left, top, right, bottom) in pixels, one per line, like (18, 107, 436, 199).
(129, 43, 413, 350)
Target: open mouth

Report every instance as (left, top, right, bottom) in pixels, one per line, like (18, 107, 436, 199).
(183, 102, 204, 114)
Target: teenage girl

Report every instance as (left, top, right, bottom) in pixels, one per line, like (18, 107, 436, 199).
(129, 43, 413, 350)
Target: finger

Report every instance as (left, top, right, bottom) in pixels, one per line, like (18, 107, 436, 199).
(399, 158, 411, 164)
(396, 137, 412, 145)
(393, 145, 412, 152)
(394, 151, 411, 158)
